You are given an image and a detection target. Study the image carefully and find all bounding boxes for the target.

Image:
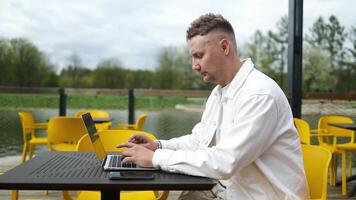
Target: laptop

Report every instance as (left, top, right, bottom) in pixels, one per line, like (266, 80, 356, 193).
(81, 112, 159, 171)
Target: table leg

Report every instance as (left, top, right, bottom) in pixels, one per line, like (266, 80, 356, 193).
(101, 190, 120, 200)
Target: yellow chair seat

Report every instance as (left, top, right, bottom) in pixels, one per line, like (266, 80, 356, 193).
(77, 191, 157, 200)
(29, 138, 48, 145)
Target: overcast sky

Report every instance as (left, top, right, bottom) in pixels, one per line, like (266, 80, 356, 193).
(0, 0, 355, 72)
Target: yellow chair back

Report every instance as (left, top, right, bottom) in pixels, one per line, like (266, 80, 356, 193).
(75, 110, 111, 131)
(47, 117, 87, 151)
(116, 113, 147, 130)
(77, 129, 157, 152)
(18, 112, 48, 163)
(318, 115, 354, 145)
(19, 112, 37, 139)
(75, 110, 110, 118)
(294, 118, 311, 145)
(136, 113, 147, 130)
(302, 145, 332, 200)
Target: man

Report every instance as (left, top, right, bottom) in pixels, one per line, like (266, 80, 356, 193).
(117, 13, 309, 200)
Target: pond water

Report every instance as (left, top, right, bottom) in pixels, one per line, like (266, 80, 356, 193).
(0, 108, 202, 157)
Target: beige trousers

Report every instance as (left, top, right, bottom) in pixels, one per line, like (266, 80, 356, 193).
(178, 182, 226, 200)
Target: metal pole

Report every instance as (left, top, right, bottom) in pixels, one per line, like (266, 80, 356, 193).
(128, 89, 135, 124)
(288, 0, 303, 118)
(59, 88, 67, 116)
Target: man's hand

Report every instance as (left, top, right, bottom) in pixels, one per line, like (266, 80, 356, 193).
(120, 142, 154, 168)
(117, 133, 159, 151)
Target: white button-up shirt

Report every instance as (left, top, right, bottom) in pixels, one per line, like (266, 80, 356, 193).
(152, 58, 309, 200)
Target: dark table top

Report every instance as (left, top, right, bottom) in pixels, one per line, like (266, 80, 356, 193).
(328, 123, 356, 131)
(0, 151, 215, 191)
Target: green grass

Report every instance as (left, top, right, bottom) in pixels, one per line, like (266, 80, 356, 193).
(0, 93, 189, 110)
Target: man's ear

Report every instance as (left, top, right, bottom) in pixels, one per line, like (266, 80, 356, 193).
(219, 39, 230, 55)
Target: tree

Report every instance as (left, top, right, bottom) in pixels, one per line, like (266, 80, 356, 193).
(306, 15, 347, 70)
(242, 30, 280, 84)
(0, 38, 57, 87)
(62, 53, 86, 87)
(92, 57, 126, 88)
(338, 24, 356, 92)
(303, 47, 334, 92)
(268, 16, 288, 89)
(0, 39, 16, 86)
(154, 46, 176, 89)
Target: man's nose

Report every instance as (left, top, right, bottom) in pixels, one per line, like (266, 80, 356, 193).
(192, 63, 201, 71)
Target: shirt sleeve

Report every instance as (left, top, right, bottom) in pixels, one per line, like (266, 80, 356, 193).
(152, 94, 279, 179)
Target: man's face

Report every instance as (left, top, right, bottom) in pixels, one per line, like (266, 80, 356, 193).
(188, 33, 224, 84)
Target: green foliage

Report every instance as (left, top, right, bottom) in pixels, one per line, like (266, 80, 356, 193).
(0, 38, 58, 87)
(306, 15, 347, 69)
(241, 15, 354, 93)
(154, 46, 212, 90)
(302, 47, 333, 91)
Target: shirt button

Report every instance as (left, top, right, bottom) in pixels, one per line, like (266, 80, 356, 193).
(213, 121, 217, 126)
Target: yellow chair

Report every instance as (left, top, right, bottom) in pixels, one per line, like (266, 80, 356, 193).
(302, 145, 332, 200)
(75, 110, 112, 131)
(47, 117, 87, 151)
(18, 112, 48, 163)
(116, 113, 147, 130)
(294, 118, 312, 145)
(294, 118, 338, 188)
(318, 115, 355, 195)
(63, 130, 169, 200)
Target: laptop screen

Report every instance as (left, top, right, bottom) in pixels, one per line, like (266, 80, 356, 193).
(82, 112, 99, 143)
(81, 112, 107, 160)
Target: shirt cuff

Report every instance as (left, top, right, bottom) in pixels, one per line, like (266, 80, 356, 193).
(152, 149, 163, 168)
(152, 149, 174, 171)
(158, 139, 169, 149)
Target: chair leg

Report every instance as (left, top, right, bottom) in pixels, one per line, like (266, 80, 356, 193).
(334, 154, 338, 186)
(62, 191, 74, 200)
(330, 154, 337, 186)
(21, 143, 28, 163)
(11, 190, 18, 200)
(342, 151, 347, 196)
(329, 156, 333, 186)
(349, 152, 353, 176)
(29, 144, 35, 159)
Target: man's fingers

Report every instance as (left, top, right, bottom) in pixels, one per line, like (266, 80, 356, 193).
(128, 135, 138, 143)
(116, 142, 136, 148)
(122, 156, 134, 163)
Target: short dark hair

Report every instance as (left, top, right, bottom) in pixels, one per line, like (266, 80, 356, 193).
(186, 13, 235, 41)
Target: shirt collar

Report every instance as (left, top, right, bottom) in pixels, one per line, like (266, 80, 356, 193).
(213, 58, 255, 99)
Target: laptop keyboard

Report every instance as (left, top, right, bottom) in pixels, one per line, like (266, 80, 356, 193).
(108, 155, 136, 168)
